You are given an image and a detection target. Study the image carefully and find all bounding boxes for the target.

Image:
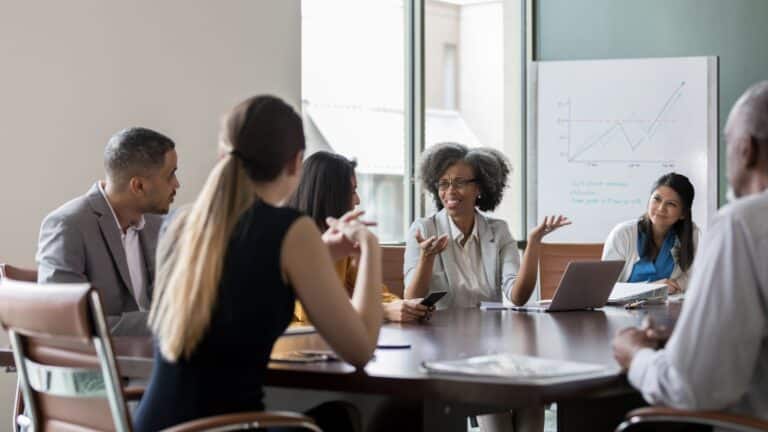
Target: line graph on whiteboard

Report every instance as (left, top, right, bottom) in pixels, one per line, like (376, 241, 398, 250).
(556, 81, 685, 167)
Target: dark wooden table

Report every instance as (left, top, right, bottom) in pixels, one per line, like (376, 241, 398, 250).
(1, 304, 681, 431)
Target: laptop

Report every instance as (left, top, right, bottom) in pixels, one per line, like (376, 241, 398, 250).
(510, 260, 624, 313)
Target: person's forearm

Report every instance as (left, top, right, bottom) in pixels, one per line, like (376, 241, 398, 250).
(509, 241, 540, 305)
(351, 233, 383, 344)
(404, 255, 435, 299)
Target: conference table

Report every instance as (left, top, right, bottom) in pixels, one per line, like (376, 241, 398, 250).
(0, 303, 681, 431)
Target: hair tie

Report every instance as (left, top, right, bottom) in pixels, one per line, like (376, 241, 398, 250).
(230, 149, 249, 162)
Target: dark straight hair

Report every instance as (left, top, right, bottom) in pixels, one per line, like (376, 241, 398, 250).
(288, 151, 357, 232)
(638, 172, 696, 272)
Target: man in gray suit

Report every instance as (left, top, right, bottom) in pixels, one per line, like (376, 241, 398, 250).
(37, 127, 180, 335)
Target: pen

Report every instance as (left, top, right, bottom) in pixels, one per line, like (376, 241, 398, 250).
(624, 300, 646, 309)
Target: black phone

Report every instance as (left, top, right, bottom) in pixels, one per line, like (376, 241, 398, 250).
(420, 291, 447, 307)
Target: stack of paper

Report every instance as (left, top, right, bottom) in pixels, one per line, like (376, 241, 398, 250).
(422, 354, 611, 381)
(607, 282, 668, 305)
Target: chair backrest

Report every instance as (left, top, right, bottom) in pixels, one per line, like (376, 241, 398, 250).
(381, 245, 405, 298)
(0, 280, 131, 432)
(539, 243, 604, 300)
(0, 264, 38, 282)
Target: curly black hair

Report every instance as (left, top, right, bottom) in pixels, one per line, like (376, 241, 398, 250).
(418, 142, 511, 212)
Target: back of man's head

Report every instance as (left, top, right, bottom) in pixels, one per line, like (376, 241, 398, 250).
(727, 82, 768, 143)
(104, 127, 175, 188)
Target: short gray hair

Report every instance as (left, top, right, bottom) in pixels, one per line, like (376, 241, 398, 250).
(418, 142, 511, 212)
(727, 81, 768, 142)
(104, 127, 175, 185)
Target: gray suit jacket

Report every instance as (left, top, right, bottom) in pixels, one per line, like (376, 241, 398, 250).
(403, 209, 521, 309)
(36, 182, 163, 335)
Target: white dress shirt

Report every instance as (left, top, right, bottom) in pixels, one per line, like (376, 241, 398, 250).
(447, 215, 492, 308)
(628, 189, 768, 420)
(98, 182, 149, 310)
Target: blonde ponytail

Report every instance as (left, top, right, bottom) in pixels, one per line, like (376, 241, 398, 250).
(149, 153, 254, 361)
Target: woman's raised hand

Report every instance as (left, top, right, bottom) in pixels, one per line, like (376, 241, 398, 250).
(528, 215, 572, 244)
(322, 209, 377, 259)
(415, 230, 449, 259)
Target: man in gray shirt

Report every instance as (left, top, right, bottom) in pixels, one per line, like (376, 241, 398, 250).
(37, 127, 180, 335)
(613, 81, 768, 420)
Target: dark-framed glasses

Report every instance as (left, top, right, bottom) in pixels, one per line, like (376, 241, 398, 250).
(436, 178, 477, 191)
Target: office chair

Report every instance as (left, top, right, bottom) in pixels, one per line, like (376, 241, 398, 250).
(0, 279, 321, 431)
(539, 243, 604, 300)
(0, 263, 37, 432)
(615, 406, 768, 432)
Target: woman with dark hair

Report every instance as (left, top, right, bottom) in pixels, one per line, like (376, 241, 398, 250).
(404, 142, 570, 308)
(289, 151, 430, 322)
(603, 172, 700, 293)
(134, 95, 382, 431)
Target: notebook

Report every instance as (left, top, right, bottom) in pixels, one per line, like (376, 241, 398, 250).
(422, 354, 614, 382)
(607, 282, 668, 305)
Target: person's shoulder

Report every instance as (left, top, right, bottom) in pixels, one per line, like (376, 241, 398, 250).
(42, 190, 94, 228)
(410, 212, 436, 230)
(712, 191, 768, 237)
(606, 219, 637, 237)
(612, 219, 638, 232)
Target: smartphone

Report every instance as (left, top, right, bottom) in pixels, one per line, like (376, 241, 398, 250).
(420, 291, 447, 307)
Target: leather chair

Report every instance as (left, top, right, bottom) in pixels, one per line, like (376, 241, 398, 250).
(381, 245, 405, 298)
(0, 263, 37, 432)
(538, 243, 604, 300)
(0, 263, 37, 283)
(0, 280, 322, 432)
(615, 406, 768, 432)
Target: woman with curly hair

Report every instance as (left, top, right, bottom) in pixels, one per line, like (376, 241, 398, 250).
(404, 142, 570, 309)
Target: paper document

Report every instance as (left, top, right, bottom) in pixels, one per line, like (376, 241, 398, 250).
(608, 282, 668, 304)
(283, 324, 316, 335)
(479, 301, 512, 310)
(423, 354, 611, 381)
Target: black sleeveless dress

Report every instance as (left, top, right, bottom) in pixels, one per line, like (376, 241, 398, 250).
(134, 201, 302, 432)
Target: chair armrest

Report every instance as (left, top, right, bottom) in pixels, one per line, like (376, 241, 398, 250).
(123, 386, 145, 401)
(160, 410, 322, 432)
(617, 407, 768, 432)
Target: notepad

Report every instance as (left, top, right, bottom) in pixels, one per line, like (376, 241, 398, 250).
(479, 301, 513, 310)
(283, 324, 316, 335)
(607, 282, 668, 305)
(422, 354, 611, 381)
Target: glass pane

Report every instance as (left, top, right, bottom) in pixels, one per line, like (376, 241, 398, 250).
(301, 0, 407, 243)
(424, 0, 519, 225)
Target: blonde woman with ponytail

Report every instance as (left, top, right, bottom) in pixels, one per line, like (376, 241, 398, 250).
(134, 95, 382, 432)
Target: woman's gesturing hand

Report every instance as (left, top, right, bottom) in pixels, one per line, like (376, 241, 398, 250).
(322, 209, 377, 259)
(528, 215, 572, 244)
(415, 230, 449, 259)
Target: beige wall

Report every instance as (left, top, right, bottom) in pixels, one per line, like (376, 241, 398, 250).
(0, 0, 300, 425)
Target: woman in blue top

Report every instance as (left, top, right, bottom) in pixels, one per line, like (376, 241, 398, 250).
(603, 172, 700, 293)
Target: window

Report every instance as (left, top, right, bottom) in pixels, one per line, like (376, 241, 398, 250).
(302, 0, 407, 242)
(302, 0, 525, 240)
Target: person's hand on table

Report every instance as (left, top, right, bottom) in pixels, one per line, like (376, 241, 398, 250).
(612, 317, 670, 371)
(321, 209, 376, 260)
(384, 299, 433, 322)
(653, 278, 682, 294)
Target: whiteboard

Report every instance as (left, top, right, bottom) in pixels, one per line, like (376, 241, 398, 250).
(529, 57, 718, 242)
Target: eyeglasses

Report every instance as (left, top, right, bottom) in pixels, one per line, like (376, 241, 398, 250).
(436, 178, 477, 191)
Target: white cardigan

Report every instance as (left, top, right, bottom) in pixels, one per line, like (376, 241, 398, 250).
(602, 219, 700, 291)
